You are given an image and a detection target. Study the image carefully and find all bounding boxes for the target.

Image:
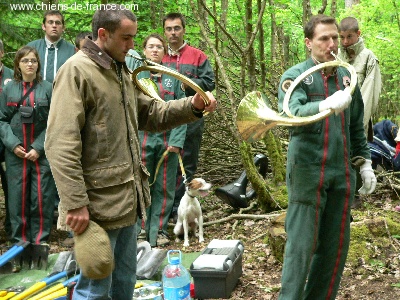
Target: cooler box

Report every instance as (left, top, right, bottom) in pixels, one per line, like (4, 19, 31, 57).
(189, 239, 244, 299)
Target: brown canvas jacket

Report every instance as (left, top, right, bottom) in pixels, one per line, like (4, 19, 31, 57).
(45, 39, 199, 230)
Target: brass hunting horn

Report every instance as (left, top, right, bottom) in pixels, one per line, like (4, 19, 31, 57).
(236, 57, 357, 143)
(126, 53, 210, 106)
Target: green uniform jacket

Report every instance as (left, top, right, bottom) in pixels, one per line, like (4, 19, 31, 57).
(278, 58, 371, 167)
(0, 80, 52, 155)
(137, 70, 187, 149)
(125, 49, 143, 72)
(45, 39, 200, 231)
(339, 37, 382, 129)
(27, 38, 75, 83)
(0, 65, 14, 155)
(0, 65, 14, 91)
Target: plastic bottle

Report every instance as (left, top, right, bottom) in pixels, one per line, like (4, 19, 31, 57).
(162, 250, 192, 300)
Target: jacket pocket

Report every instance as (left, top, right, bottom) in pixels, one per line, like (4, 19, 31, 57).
(36, 98, 50, 121)
(290, 120, 323, 135)
(87, 181, 135, 221)
(139, 162, 151, 209)
(288, 163, 321, 206)
(6, 97, 19, 108)
(84, 163, 134, 189)
(94, 122, 110, 161)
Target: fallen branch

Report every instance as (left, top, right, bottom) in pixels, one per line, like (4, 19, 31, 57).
(204, 212, 280, 227)
(383, 218, 400, 252)
(248, 232, 268, 243)
(231, 202, 258, 237)
(167, 200, 281, 228)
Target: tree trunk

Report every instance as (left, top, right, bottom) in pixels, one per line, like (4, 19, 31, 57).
(149, 1, 158, 30)
(245, 0, 256, 90)
(345, 0, 354, 8)
(197, 1, 208, 50)
(302, 0, 312, 57)
(330, 0, 338, 17)
(258, 0, 266, 91)
(192, 0, 287, 212)
(240, 142, 274, 212)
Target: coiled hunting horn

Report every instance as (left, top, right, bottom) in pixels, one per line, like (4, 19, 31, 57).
(126, 53, 210, 107)
(236, 54, 357, 143)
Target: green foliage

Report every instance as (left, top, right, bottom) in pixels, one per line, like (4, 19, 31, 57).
(1, 0, 399, 191)
(337, 0, 400, 121)
(392, 283, 400, 288)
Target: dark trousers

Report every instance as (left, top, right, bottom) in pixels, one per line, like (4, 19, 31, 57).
(0, 158, 10, 237)
(6, 152, 56, 243)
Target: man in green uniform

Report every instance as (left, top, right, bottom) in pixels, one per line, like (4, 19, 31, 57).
(162, 13, 215, 221)
(137, 69, 187, 246)
(0, 40, 13, 87)
(0, 39, 13, 238)
(27, 10, 75, 219)
(277, 15, 376, 300)
(27, 10, 75, 83)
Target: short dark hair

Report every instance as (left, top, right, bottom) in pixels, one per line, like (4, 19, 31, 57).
(162, 12, 186, 29)
(13, 46, 42, 82)
(43, 10, 65, 25)
(91, 4, 137, 40)
(142, 33, 167, 55)
(339, 17, 359, 32)
(304, 14, 338, 39)
(75, 31, 92, 49)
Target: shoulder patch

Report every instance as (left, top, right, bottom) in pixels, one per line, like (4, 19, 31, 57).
(3, 78, 12, 86)
(164, 78, 173, 88)
(281, 80, 293, 92)
(303, 75, 313, 85)
(343, 76, 350, 87)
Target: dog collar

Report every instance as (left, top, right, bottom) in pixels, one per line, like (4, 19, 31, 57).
(186, 190, 196, 198)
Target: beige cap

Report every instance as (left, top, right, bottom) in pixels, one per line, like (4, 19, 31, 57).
(74, 221, 114, 279)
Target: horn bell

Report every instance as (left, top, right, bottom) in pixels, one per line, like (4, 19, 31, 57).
(236, 60, 357, 143)
(236, 91, 281, 143)
(236, 91, 331, 143)
(128, 53, 210, 107)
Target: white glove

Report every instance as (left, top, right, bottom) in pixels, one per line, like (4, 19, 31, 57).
(319, 90, 352, 115)
(358, 159, 377, 195)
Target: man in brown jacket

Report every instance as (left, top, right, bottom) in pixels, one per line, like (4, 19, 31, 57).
(45, 5, 216, 300)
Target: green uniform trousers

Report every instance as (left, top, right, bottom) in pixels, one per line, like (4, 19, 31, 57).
(6, 152, 56, 243)
(279, 162, 356, 299)
(138, 131, 179, 246)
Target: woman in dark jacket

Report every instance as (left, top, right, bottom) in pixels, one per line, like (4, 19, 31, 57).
(136, 34, 187, 247)
(0, 46, 56, 244)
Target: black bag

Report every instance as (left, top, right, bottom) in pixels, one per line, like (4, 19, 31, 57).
(19, 106, 34, 123)
(18, 81, 37, 124)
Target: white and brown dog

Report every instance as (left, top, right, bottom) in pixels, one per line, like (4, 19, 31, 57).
(174, 178, 212, 247)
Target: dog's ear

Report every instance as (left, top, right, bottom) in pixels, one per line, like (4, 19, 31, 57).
(188, 179, 202, 190)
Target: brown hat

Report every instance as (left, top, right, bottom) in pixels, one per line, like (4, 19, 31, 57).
(74, 221, 114, 279)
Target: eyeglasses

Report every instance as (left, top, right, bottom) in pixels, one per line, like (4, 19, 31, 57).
(145, 45, 164, 50)
(47, 20, 63, 26)
(165, 26, 182, 33)
(20, 59, 38, 64)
